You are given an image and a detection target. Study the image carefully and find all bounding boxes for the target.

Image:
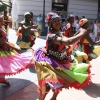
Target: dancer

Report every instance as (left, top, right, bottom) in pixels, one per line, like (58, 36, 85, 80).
(64, 14, 75, 37)
(73, 18, 100, 63)
(16, 22, 23, 45)
(34, 12, 91, 100)
(18, 12, 37, 50)
(0, 16, 33, 85)
(1, 7, 12, 34)
(64, 15, 87, 63)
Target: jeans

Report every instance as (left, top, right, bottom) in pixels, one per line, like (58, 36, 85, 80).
(45, 27, 48, 35)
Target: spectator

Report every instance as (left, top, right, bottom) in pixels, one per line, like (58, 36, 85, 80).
(75, 20, 80, 32)
(61, 21, 66, 32)
(88, 21, 94, 32)
(93, 19, 100, 41)
(74, 16, 79, 32)
(82, 16, 85, 18)
(45, 16, 48, 36)
(89, 30, 95, 42)
(37, 14, 43, 34)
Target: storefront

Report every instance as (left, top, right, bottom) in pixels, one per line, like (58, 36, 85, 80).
(15, 0, 98, 20)
(52, 0, 68, 20)
(9, 0, 98, 28)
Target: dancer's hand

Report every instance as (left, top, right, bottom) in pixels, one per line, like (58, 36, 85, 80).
(14, 48, 22, 53)
(32, 25, 38, 29)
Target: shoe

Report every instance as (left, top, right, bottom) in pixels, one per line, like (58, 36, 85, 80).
(0, 78, 10, 85)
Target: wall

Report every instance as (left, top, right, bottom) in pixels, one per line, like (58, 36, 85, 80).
(11, 0, 52, 22)
(67, 0, 98, 20)
(10, 0, 98, 28)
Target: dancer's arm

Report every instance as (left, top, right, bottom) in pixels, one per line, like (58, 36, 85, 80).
(84, 33, 100, 45)
(54, 29, 87, 46)
(0, 38, 21, 53)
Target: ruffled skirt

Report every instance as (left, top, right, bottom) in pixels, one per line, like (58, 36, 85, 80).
(73, 42, 100, 62)
(0, 49, 34, 75)
(34, 48, 91, 95)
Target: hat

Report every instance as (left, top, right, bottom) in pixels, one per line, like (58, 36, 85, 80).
(46, 12, 60, 24)
(68, 14, 74, 19)
(24, 12, 31, 17)
(79, 18, 88, 26)
(69, 14, 74, 18)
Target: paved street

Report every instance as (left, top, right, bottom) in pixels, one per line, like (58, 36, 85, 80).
(0, 29, 100, 100)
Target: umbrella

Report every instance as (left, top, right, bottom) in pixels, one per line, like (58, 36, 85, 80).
(12, 0, 18, 22)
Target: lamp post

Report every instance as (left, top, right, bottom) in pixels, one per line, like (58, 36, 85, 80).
(41, 0, 46, 36)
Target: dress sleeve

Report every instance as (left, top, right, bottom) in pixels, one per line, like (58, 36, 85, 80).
(47, 34, 59, 49)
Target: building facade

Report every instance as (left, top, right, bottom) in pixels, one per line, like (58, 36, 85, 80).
(14, 0, 98, 22)
(2, 0, 98, 27)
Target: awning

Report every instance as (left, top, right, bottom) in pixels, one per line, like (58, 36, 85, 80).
(0, 1, 12, 12)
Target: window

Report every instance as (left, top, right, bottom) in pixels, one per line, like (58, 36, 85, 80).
(52, 0, 68, 19)
(52, 0, 67, 3)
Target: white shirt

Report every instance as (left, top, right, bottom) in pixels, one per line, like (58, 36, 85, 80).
(89, 33, 95, 42)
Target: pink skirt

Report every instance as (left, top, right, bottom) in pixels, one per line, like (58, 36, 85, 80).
(0, 49, 34, 76)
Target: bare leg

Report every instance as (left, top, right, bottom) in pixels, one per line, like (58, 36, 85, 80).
(39, 93, 47, 100)
(50, 92, 59, 100)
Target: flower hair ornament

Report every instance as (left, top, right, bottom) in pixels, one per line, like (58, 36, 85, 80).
(46, 12, 60, 24)
(46, 12, 60, 32)
(79, 18, 88, 27)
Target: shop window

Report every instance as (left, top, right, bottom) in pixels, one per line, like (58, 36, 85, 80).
(52, 0, 68, 19)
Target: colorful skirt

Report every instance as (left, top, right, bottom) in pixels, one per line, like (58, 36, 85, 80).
(34, 48, 91, 96)
(0, 49, 34, 76)
(72, 42, 100, 62)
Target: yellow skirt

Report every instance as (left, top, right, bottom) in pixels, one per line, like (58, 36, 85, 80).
(19, 41, 31, 49)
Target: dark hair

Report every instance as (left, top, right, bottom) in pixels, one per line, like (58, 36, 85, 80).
(49, 22, 54, 32)
(95, 19, 98, 23)
(75, 16, 79, 20)
(82, 16, 85, 18)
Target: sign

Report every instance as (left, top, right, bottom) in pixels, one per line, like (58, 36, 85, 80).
(52, 3, 67, 11)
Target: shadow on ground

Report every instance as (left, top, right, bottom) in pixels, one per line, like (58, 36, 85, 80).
(83, 82, 100, 98)
(0, 78, 39, 100)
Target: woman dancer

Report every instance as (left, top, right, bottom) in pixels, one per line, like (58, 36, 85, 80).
(34, 12, 91, 100)
(18, 12, 37, 50)
(64, 14, 75, 37)
(73, 18, 100, 63)
(0, 16, 34, 85)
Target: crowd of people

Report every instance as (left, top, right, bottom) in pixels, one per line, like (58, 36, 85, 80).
(1, 6, 100, 100)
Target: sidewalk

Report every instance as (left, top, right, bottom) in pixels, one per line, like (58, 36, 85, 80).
(2, 57, 100, 100)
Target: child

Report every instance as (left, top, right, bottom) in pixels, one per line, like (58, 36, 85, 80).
(34, 12, 91, 100)
(0, 16, 34, 85)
